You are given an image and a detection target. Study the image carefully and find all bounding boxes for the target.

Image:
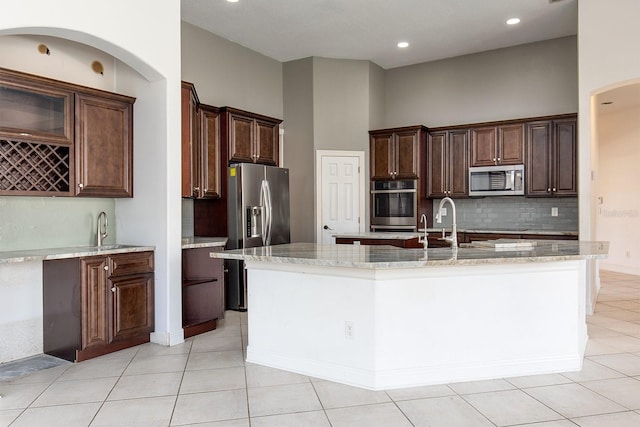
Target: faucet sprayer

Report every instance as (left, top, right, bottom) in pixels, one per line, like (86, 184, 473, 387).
(96, 211, 108, 247)
(419, 214, 428, 250)
(436, 197, 458, 248)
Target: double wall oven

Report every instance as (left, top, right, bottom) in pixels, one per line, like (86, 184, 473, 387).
(370, 180, 417, 231)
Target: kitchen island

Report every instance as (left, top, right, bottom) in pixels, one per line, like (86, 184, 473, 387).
(212, 241, 608, 390)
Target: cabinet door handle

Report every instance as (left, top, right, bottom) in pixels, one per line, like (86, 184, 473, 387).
(78, 183, 84, 188)
(111, 286, 116, 293)
(103, 265, 109, 271)
(497, 157, 501, 162)
(547, 188, 551, 193)
(552, 187, 556, 192)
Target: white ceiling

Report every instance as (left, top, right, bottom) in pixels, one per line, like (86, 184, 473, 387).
(181, 0, 578, 70)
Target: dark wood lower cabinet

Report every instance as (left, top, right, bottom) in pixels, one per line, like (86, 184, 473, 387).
(182, 246, 224, 338)
(43, 251, 154, 362)
(335, 237, 422, 248)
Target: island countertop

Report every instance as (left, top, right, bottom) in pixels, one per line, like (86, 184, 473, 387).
(210, 241, 608, 269)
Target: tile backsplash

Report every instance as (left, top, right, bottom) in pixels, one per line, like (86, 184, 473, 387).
(430, 197, 578, 231)
(182, 198, 194, 238)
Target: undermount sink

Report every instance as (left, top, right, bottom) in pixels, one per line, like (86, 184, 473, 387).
(84, 244, 136, 251)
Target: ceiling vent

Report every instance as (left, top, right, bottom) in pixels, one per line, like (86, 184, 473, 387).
(548, 0, 567, 3)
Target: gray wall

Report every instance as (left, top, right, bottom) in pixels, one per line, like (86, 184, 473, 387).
(313, 58, 372, 152)
(283, 57, 385, 242)
(181, 22, 283, 118)
(368, 62, 386, 130)
(283, 58, 315, 243)
(384, 36, 578, 128)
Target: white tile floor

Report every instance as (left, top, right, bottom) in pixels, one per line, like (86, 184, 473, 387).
(2, 270, 640, 426)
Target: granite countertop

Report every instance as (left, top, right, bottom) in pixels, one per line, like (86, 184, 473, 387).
(0, 244, 155, 265)
(181, 237, 228, 249)
(211, 241, 608, 269)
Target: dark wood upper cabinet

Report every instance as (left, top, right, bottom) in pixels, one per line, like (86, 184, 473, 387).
(75, 91, 134, 197)
(181, 81, 222, 199)
(0, 67, 135, 198)
(199, 105, 221, 199)
(181, 81, 199, 198)
(525, 115, 577, 197)
(370, 132, 394, 180)
(369, 126, 426, 181)
(427, 129, 468, 198)
(498, 124, 525, 165)
(255, 118, 279, 165)
(223, 107, 281, 166)
(0, 68, 73, 146)
(471, 124, 524, 167)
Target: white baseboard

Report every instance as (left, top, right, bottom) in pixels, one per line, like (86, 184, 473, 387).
(247, 346, 584, 391)
(600, 262, 640, 276)
(150, 329, 185, 347)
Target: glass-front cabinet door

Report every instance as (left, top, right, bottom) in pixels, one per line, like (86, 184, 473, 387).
(0, 68, 74, 196)
(0, 71, 73, 145)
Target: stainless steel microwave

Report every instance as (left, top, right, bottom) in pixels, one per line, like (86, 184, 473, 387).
(468, 165, 525, 196)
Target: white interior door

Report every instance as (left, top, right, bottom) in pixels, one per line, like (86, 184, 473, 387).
(316, 151, 365, 244)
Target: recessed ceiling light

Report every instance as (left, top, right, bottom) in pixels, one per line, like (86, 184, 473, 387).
(227, 0, 239, 2)
(506, 18, 521, 25)
(397, 41, 409, 48)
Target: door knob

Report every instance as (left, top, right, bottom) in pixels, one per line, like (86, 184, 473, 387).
(323, 225, 333, 230)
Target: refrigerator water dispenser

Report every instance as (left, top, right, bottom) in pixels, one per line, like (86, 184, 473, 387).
(247, 206, 263, 238)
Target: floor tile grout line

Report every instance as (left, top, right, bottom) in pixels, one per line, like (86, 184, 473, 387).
(308, 377, 334, 426)
(87, 346, 141, 425)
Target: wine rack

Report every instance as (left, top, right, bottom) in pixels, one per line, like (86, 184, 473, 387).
(0, 139, 71, 195)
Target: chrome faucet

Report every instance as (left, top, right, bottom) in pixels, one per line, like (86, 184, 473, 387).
(96, 211, 108, 247)
(419, 214, 428, 250)
(435, 197, 458, 248)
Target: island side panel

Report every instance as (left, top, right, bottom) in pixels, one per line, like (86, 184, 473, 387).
(373, 260, 587, 388)
(244, 259, 588, 390)
(246, 264, 379, 387)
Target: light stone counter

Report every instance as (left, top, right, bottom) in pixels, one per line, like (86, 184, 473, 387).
(212, 241, 608, 390)
(0, 244, 155, 265)
(181, 237, 227, 249)
(211, 241, 608, 269)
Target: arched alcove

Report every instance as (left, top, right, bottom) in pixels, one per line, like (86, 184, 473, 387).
(0, 16, 183, 363)
(592, 80, 640, 276)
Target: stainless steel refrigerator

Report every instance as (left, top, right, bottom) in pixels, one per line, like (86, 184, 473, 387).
(226, 163, 290, 310)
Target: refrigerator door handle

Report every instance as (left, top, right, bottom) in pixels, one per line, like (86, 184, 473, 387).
(263, 180, 273, 245)
(259, 180, 267, 245)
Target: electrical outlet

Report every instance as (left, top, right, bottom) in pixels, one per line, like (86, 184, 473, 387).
(626, 250, 631, 259)
(551, 207, 558, 217)
(344, 321, 354, 339)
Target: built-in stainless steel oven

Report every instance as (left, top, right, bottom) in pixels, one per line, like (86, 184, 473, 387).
(370, 180, 417, 231)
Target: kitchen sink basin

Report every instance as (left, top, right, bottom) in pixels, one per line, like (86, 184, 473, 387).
(82, 244, 137, 251)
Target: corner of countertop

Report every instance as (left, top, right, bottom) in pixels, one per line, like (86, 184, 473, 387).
(181, 236, 228, 249)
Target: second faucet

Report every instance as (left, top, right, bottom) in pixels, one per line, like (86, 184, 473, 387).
(435, 197, 458, 248)
(96, 211, 108, 247)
